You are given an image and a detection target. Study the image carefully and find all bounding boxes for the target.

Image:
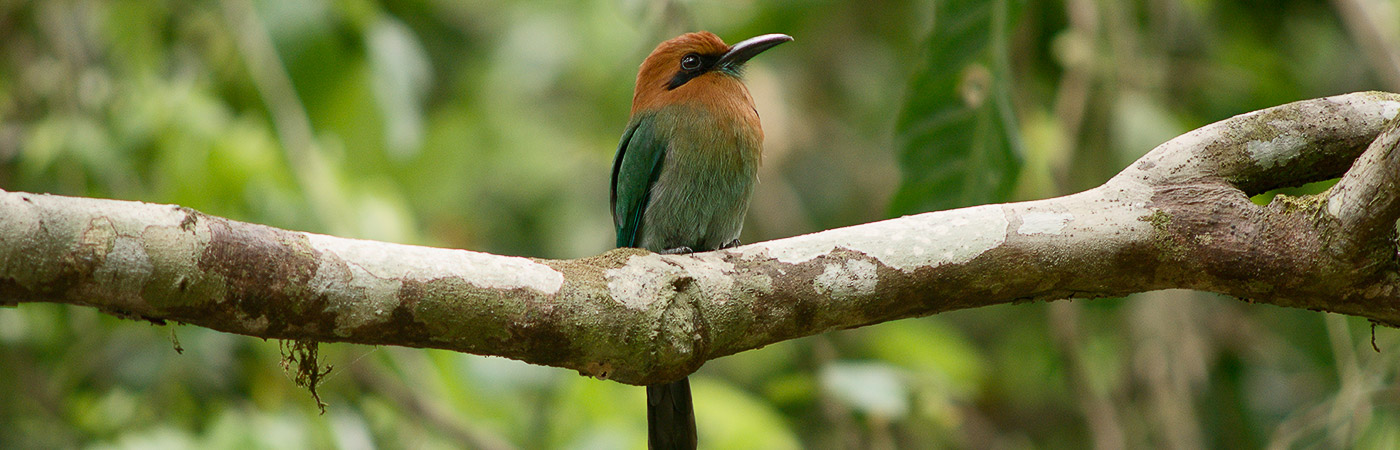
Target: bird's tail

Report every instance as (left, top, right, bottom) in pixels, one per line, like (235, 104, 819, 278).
(646, 377, 697, 449)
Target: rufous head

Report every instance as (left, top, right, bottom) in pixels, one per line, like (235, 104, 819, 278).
(631, 31, 791, 114)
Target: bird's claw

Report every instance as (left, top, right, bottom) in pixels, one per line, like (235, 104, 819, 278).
(659, 246, 694, 255)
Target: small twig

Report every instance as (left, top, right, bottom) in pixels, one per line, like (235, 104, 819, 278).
(219, 0, 349, 236)
(1371, 321, 1381, 353)
(1330, 0, 1400, 91)
(1049, 302, 1126, 450)
(169, 327, 183, 354)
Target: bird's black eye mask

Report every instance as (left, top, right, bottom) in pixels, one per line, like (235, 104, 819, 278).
(666, 52, 721, 90)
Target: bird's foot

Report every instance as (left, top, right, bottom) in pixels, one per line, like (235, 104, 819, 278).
(659, 246, 694, 255)
(721, 239, 742, 250)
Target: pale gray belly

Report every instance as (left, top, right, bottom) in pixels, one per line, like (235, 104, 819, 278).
(636, 168, 755, 252)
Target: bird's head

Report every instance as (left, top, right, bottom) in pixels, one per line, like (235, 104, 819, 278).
(631, 31, 791, 114)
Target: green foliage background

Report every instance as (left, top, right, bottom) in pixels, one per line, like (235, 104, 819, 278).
(2, 0, 1399, 448)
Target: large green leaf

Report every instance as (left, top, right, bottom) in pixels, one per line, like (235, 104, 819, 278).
(890, 0, 1024, 215)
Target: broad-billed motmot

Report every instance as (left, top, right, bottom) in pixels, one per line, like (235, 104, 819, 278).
(610, 31, 791, 449)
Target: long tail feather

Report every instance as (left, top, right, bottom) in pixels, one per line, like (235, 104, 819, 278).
(646, 377, 697, 449)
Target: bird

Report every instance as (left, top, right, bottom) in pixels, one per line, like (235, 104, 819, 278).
(610, 31, 791, 449)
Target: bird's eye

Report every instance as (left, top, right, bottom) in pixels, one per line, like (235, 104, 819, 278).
(680, 54, 702, 71)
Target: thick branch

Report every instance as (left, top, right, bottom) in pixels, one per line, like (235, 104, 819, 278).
(2, 92, 1399, 385)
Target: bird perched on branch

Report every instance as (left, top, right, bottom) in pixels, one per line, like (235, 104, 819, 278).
(610, 31, 791, 449)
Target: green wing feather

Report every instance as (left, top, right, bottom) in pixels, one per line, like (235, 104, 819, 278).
(610, 114, 668, 248)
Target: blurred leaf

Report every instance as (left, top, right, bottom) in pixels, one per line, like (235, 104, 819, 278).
(367, 15, 432, 160)
(1111, 92, 1187, 164)
(860, 320, 984, 396)
(819, 361, 909, 419)
(89, 426, 197, 450)
(890, 0, 1024, 215)
(328, 411, 376, 450)
(1356, 412, 1400, 449)
(692, 377, 801, 450)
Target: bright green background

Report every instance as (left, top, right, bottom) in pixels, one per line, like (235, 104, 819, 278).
(2, 0, 1399, 448)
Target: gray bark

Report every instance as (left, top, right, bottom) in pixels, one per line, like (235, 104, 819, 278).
(2, 92, 1399, 385)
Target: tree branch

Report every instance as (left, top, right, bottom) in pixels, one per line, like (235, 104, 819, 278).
(1329, 116, 1400, 248)
(2, 92, 1399, 385)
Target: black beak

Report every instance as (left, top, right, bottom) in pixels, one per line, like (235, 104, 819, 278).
(717, 34, 792, 70)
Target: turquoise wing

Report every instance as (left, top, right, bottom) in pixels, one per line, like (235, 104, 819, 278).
(610, 115, 667, 248)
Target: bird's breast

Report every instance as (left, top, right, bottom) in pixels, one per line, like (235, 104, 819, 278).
(636, 105, 763, 252)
